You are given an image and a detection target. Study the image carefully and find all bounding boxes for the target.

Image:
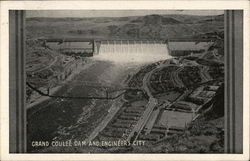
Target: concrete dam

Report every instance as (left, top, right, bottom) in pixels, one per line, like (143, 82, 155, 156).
(95, 40, 171, 63)
(44, 38, 171, 63)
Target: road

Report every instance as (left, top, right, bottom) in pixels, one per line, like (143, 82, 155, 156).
(170, 67, 184, 88)
(85, 96, 124, 142)
(127, 97, 158, 141)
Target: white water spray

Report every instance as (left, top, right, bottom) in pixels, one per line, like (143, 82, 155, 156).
(94, 40, 171, 63)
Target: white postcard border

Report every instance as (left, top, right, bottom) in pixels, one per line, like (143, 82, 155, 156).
(0, 1, 249, 160)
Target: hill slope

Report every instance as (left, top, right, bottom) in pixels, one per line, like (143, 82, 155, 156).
(26, 14, 224, 40)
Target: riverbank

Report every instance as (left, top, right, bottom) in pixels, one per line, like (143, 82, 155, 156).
(27, 59, 95, 109)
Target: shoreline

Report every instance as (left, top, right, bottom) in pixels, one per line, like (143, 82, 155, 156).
(26, 59, 95, 109)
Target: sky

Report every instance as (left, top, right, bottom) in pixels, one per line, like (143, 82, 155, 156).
(26, 10, 224, 18)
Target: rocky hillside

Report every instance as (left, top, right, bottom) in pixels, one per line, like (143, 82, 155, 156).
(26, 14, 224, 40)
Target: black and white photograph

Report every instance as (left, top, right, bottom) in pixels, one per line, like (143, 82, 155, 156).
(24, 10, 226, 153)
(1, 1, 249, 160)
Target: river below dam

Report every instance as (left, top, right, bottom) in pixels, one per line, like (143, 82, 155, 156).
(27, 58, 146, 152)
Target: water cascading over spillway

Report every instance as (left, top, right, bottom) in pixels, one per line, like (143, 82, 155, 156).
(96, 40, 171, 63)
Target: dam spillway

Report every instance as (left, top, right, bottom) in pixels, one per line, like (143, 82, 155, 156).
(96, 40, 171, 63)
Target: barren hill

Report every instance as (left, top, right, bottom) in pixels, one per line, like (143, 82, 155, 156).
(26, 14, 224, 40)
